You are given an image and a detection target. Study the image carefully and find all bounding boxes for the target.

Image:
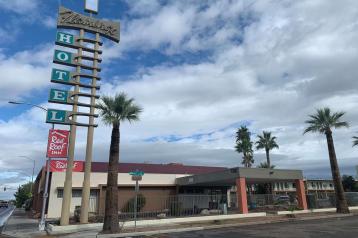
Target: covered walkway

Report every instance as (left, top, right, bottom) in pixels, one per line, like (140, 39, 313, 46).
(176, 167, 308, 213)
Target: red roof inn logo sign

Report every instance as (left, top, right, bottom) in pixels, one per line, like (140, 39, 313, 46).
(49, 160, 84, 172)
(47, 129, 70, 158)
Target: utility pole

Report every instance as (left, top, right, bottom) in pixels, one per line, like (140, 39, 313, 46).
(18, 156, 35, 194)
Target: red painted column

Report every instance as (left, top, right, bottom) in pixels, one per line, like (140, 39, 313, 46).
(295, 179, 308, 210)
(236, 177, 248, 214)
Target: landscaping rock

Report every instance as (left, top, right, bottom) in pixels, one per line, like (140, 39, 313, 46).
(157, 213, 166, 219)
(200, 209, 210, 215)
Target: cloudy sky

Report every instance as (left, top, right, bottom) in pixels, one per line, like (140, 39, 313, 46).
(1, 0, 358, 199)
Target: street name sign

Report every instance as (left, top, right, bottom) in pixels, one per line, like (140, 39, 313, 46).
(130, 170, 144, 181)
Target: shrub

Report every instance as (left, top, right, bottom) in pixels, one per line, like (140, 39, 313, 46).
(122, 194, 146, 213)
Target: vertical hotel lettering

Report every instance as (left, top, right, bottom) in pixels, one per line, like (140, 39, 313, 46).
(46, 6, 119, 225)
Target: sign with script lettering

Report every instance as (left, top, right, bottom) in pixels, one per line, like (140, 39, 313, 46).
(48, 160, 84, 172)
(57, 6, 120, 42)
(47, 129, 70, 158)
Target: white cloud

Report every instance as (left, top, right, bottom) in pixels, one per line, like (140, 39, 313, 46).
(0, 0, 39, 14)
(0, 44, 53, 104)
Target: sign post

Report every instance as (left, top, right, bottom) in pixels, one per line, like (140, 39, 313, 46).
(46, 2, 119, 226)
(129, 170, 144, 231)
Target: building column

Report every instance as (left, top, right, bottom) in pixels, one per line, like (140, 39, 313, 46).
(227, 188, 231, 208)
(295, 179, 308, 210)
(236, 178, 248, 214)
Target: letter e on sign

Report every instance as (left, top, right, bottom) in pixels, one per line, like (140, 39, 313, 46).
(47, 129, 70, 158)
(49, 89, 68, 103)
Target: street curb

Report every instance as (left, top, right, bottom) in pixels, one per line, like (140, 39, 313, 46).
(47, 213, 266, 235)
(96, 213, 354, 238)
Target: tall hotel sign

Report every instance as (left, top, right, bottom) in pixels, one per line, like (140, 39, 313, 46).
(46, 6, 119, 225)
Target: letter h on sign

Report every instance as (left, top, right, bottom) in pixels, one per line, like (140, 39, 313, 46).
(57, 32, 74, 45)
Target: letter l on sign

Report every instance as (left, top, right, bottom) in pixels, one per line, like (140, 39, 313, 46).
(47, 109, 66, 123)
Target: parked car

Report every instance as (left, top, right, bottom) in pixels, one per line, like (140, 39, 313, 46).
(0, 201, 9, 208)
(275, 195, 290, 204)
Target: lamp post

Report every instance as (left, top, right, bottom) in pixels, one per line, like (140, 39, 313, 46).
(8, 101, 53, 231)
(18, 156, 35, 193)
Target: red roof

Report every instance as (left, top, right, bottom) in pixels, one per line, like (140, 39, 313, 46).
(91, 162, 227, 175)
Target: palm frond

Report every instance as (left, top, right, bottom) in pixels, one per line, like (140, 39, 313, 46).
(353, 136, 358, 147)
(303, 107, 348, 135)
(97, 93, 142, 126)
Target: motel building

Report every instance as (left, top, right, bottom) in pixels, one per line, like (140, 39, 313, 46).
(32, 160, 334, 219)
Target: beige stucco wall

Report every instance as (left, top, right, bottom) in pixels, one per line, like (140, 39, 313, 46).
(47, 172, 189, 218)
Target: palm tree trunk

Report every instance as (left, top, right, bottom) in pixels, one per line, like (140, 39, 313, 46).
(265, 148, 270, 168)
(103, 122, 120, 233)
(265, 148, 272, 194)
(325, 129, 349, 213)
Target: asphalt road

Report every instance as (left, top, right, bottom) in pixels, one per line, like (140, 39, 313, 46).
(151, 216, 358, 238)
(0, 206, 14, 233)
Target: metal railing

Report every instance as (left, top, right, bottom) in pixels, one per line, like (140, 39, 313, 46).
(306, 192, 358, 209)
(247, 194, 298, 212)
(115, 194, 227, 220)
(89, 197, 97, 213)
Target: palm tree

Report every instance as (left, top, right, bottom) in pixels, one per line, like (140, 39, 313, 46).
(353, 136, 358, 147)
(257, 162, 275, 169)
(304, 107, 349, 214)
(255, 131, 279, 168)
(235, 126, 254, 167)
(97, 93, 142, 233)
(257, 162, 276, 195)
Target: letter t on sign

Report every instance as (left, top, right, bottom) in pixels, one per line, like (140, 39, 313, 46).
(52, 69, 70, 82)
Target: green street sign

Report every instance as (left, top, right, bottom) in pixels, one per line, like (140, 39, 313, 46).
(46, 109, 67, 124)
(53, 50, 74, 65)
(56, 32, 74, 45)
(129, 171, 145, 176)
(49, 89, 68, 103)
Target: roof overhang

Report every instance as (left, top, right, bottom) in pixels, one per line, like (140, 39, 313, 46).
(176, 167, 303, 186)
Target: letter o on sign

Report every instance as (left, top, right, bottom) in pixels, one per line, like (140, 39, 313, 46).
(54, 50, 72, 64)
(57, 52, 69, 61)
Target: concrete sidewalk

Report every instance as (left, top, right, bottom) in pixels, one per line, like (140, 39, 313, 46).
(2, 209, 46, 238)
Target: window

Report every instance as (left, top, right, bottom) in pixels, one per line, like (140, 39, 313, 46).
(57, 189, 98, 198)
(284, 183, 289, 189)
(57, 189, 63, 198)
(72, 189, 82, 198)
(292, 183, 296, 188)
